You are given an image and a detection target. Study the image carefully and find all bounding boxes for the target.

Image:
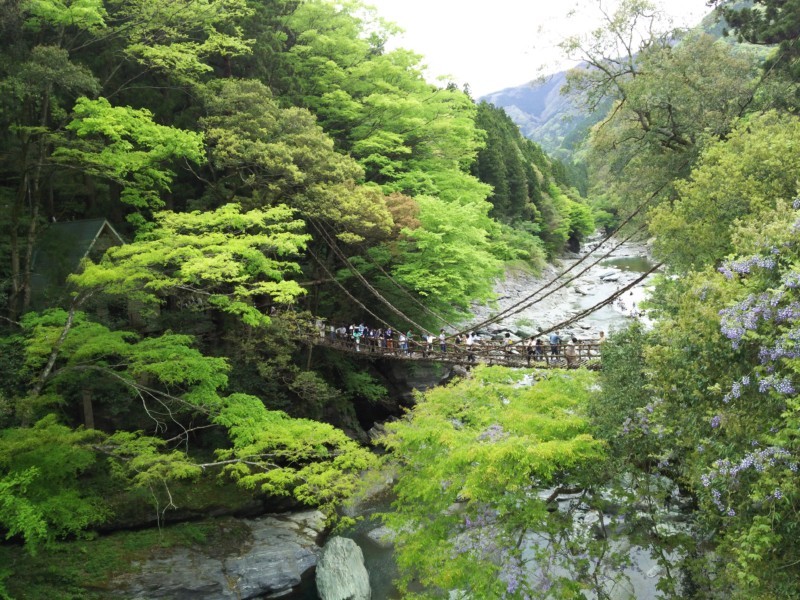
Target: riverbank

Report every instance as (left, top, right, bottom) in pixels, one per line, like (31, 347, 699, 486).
(469, 236, 657, 339)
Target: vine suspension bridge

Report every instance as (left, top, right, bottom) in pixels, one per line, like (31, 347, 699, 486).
(300, 204, 664, 369)
(302, 328, 605, 370)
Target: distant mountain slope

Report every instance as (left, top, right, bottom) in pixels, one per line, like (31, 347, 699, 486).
(480, 70, 604, 162)
(480, 72, 575, 159)
(480, 1, 752, 162)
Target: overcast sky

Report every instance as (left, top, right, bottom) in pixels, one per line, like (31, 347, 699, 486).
(366, 0, 711, 97)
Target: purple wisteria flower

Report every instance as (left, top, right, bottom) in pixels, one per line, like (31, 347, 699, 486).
(758, 375, 796, 395)
(700, 447, 793, 515)
(719, 255, 777, 279)
(478, 424, 508, 442)
(722, 375, 753, 403)
(784, 271, 800, 289)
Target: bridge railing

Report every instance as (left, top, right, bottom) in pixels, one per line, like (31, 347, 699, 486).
(300, 325, 603, 368)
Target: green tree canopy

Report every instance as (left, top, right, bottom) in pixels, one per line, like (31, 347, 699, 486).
(650, 110, 800, 272)
(382, 366, 609, 598)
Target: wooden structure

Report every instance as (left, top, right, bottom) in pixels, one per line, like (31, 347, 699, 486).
(29, 218, 125, 309)
(303, 332, 603, 369)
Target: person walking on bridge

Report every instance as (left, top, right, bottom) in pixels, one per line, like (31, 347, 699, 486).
(385, 327, 394, 351)
(424, 332, 434, 357)
(439, 328, 447, 353)
(503, 332, 514, 354)
(549, 331, 561, 361)
(565, 337, 578, 368)
(535, 338, 545, 362)
(466, 332, 476, 363)
(525, 337, 535, 366)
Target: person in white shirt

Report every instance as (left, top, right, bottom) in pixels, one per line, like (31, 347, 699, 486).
(465, 332, 476, 363)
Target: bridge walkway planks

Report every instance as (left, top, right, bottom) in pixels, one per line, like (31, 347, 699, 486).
(302, 335, 603, 370)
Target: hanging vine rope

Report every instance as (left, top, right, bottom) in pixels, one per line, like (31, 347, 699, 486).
(305, 165, 683, 342)
(527, 262, 663, 341)
(348, 236, 458, 329)
(306, 245, 399, 331)
(451, 168, 685, 337)
(458, 222, 648, 336)
(308, 219, 430, 334)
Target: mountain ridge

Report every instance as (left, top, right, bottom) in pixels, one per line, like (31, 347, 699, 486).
(479, 1, 753, 162)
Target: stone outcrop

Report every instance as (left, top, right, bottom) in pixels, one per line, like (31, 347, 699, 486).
(364, 525, 395, 549)
(315, 536, 371, 600)
(111, 510, 326, 599)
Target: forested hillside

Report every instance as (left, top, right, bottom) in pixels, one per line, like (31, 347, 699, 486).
(378, 1, 800, 598)
(2, 0, 800, 598)
(0, 0, 589, 573)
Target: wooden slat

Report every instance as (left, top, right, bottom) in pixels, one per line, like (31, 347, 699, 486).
(301, 332, 603, 370)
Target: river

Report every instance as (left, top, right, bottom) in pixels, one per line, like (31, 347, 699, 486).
(469, 238, 658, 338)
(294, 240, 660, 599)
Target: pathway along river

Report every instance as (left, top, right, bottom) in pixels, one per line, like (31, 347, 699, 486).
(293, 241, 660, 599)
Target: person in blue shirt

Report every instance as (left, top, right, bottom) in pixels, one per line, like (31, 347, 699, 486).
(549, 331, 561, 359)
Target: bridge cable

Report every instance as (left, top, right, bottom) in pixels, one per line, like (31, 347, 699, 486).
(306, 245, 399, 332)
(311, 164, 680, 340)
(460, 206, 651, 333)
(308, 219, 430, 334)
(459, 221, 648, 336)
(531, 263, 663, 340)
(348, 238, 458, 329)
(453, 170, 682, 337)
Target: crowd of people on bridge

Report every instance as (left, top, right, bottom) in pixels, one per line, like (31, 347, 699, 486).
(311, 320, 604, 368)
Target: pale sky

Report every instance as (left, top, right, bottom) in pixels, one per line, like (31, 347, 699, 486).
(366, 0, 711, 97)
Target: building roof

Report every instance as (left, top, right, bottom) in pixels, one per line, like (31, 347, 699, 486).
(30, 218, 125, 309)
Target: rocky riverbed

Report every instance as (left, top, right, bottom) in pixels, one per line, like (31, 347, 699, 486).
(468, 237, 656, 340)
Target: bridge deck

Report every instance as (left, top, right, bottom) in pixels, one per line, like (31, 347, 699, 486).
(304, 335, 602, 369)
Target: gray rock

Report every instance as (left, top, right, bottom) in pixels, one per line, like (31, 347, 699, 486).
(365, 525, 396, 549)
(316, 536, 371, 600)
(450, 364, 470, 379)
(111, 511, 325, 599)
(605, 576, 636, 600)
(367, 421, 388, 443)
(340, 467, 396, 518)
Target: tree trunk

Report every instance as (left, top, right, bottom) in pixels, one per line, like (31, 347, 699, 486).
(82, 389, 95, 429)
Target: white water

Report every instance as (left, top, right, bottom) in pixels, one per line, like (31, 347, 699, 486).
(469, 237, 657, 338)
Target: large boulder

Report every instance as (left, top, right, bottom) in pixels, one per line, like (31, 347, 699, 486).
(315, 536, 371, 600)
(364, 525, 396, 549)
(111, 511, 325, 599)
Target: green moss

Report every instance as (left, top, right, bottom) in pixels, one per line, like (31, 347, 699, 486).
(0, 517, 252, 599)
(102, 468, 261, 528)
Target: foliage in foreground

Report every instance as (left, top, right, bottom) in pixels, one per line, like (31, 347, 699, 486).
(381, 366, 613, 599)
(0, 204, 377, 552)
(596, 206, 800, 595)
